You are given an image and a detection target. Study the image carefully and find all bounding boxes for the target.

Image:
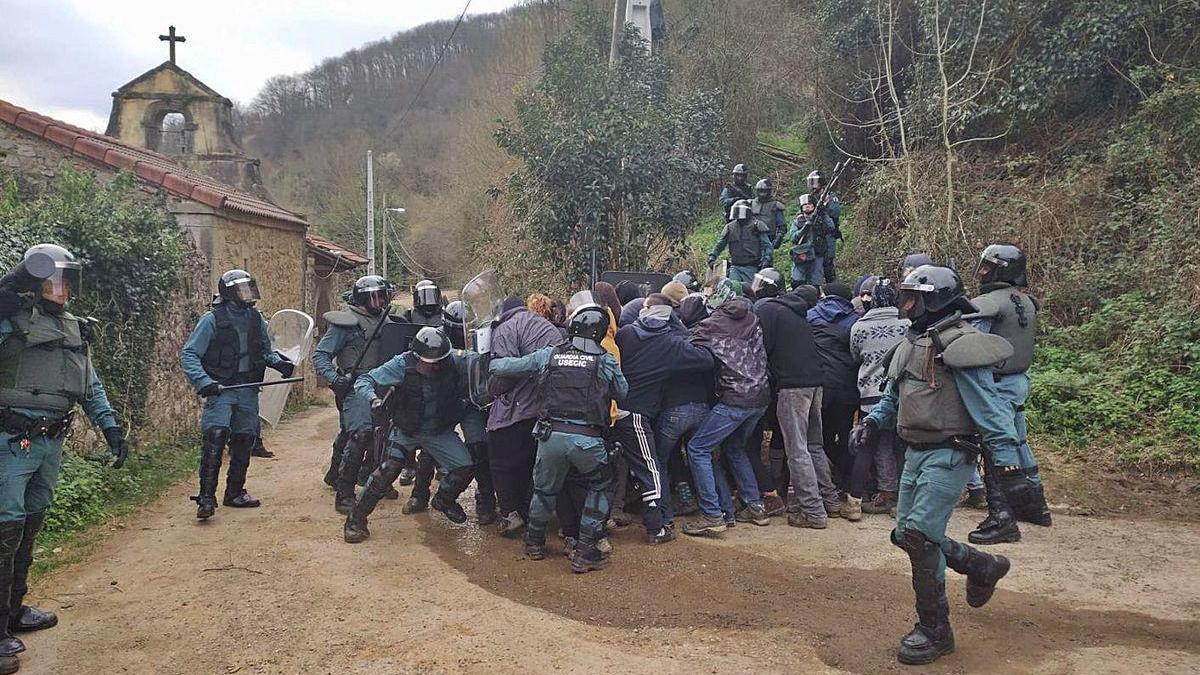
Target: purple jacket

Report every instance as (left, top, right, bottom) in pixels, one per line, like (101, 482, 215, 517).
(485, 306, 563, 431)
(691, 297, 771, 408)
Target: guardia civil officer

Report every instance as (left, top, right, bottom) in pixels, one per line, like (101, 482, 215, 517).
(852, 265, 1016, 665)
(806, 169, 843, 282)
(749, 178, 787, 249)
(968, 244, 1050, 544)
(343, 327, 477, 542)
(719, 164, 754, 220)
(395, 279, 444, 486)
(180, 270, 293, 520)
(786, 194, 832, 288)
(0, 245, 129, 671)
(312, 275, 396, 492)
(708, 200, 773, 284)
(488, 298, 627, 573)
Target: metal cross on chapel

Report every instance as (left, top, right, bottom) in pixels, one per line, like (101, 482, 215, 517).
(159, 25, 186, 64)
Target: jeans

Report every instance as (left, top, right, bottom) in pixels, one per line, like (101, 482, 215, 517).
(849, 401, 900, 498)
(655, 402, 709, 522)
(686, 403, 767, 518)
(775, 387, 839, 518)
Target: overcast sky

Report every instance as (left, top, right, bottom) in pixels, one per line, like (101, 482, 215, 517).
(0, 0, 524, 131)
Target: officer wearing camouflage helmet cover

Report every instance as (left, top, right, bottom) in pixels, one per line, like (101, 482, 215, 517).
(851, 265, 1017, 665)
(967, 244, 1050, 545)
(0, 244, 130, 672)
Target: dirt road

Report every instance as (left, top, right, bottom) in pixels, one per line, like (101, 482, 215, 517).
(22, 407, 1200, 673)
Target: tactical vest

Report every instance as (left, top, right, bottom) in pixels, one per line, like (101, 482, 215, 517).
(0, 307, 89, 414)
(333, 309, 389, 376)
(408, 308, 442, 328)
(972, 284, 1037, 375)
(537, 344, 609, 428)
(391, 353, 461, 434)
(201, 304, 267, 385)
(723, 183, 753, 218)
(750, 199, 785, 242)
(887, 323, 979, 445)
(726, 220, 765, 266)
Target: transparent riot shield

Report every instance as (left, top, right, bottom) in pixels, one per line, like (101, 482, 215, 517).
(259, 309, 315, 428)
(461, 269, 505, 408)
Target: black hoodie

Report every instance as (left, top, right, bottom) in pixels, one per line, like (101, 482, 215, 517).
(754, 292, 824, 389)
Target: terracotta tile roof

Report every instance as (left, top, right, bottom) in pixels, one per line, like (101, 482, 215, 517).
(0, 98, 308, 227)
(305, 232, 369, 267)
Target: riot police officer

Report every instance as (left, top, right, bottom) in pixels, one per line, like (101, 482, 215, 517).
(403, 301, 497, 525)
(488, 297, 627, 573)
(708, 200, 773, 284)
(968, 244, 1050, 544)
(312, 276, 396, 492)
(807, 170, 843, 282)
(343, 327, 478, 542)
(672, 270, 702, 294)
(180, 270, 293, 520)
(750, 178, 787, 249)
(0, 245, 128, 670)
(406, 280, 443, 327)
(786, 194, 833, 288)
(852, 265, 1016, 665)
(719, 164, 754, 221)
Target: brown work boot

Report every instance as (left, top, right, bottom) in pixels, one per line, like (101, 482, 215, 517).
(863, 490, 898, 514)
(843, 496, 863, 522)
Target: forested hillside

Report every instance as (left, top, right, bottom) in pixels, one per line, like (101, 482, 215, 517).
(245, 0, 1200, 474)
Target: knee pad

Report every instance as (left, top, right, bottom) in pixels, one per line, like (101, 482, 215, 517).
(229, 433, 255, 450)
(379, 457, 406, 479)
(203, 427, 230, 446)
(890, 528, 905, 551)
(901, 527, 939, 558)
(351, 427, 376, 444)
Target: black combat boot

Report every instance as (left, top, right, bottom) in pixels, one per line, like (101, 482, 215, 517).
(430, 467, 473, 524)
(344, 460, 404, 543)
(524, 528, 547, 560)
(335, 429, 373, 515)
(570, 531, 610, 574)
(404, 453, 435, 514)
(222, 434, 261, 507)
(323, 430, 349, 488)
(468, 443, 497, 524)
(897, 530, 955, 665)
(191, 427, 227, 520)
(250, 437, 274, 458)
(1014, 470, 1052, 526)
(941, 538, 1011, 608)
(0, 522, 26, 657)
(8, 512, 55, 634)
(969, 466, 1022, 545)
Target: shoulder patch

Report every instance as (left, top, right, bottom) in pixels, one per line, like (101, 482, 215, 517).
(323, 310, 359, 328)
(941, 331, 1014, 369)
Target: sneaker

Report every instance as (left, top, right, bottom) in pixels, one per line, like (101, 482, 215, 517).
(647, 527, 676, 545)
(397, 467, 417, 486)
(524, 540, 546, 560)
(223, 491, 261, 508)
(562, 536, 578, 558)
(610, 509, 635, 527)
(788, 512, 829, 529)
(762, 494, 787, 517)
(843, 496, 863, 522)
(735, 503, 770, 527)
(682, 514, 728, 537)
(498, 511, 525, 538)
(596, 536, 613, 555)
(862, 491, 898, 514)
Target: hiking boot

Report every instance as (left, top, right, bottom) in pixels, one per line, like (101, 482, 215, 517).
(735, 503, 770, 527)
(862, 490, 898, 514)
(787, 512, 828, 529)
(647, 526, 676, 545)
(959, 487, 987, 509)
(477, 509, 498, 526)
(431, 494, 468, 524)
(596, 536, 613, 555)
(223, 491, 261, 508)
(610, 509, 635, 527)
(843, 496, 863, 522)
(897, 622, 955, 665)
(724, 515, 737, 528)
(682, 514, 727, 537)
(498, 511, 525, 537)
(571, 542, 610, 574)
(825, 499, 845, 518)
(397, 467, 417, 486)
(192, 495, 217, 520)
(524, 532, 546, 560)
(9, 607, 56, 633)
(762, 494, 787, 517)
(402, 496, 429, 515)
(343, 515, 370, 544)
(561, 536, 578, 558)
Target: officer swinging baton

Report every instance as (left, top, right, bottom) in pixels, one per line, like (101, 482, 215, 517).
(219, 377, 304, 391)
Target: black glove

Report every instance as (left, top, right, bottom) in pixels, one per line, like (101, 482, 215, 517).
(0, 289, 22, 319)
(103, 426, 129, 469)
(199, 382, 221, 398)
(330, 374, 353, 396)
(707, 255, 717, 268)
(272, 354, 295, 378)
(850, 419, 878, 450)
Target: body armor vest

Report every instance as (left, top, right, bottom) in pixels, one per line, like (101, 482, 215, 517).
(750, 198, 784, 242)
(408, 308, 442, 327)
(0, 307, 89, 414)
(537, 344, 609, 428)
(333, 310, 389, 376)
(887, 323, 979, 445)
(201, 304, 267, 385)
(391, 353, 461, 434)
(726, 220, 765, 266)
(972, 283, 1037, 375)
(723, 183, 753, 219)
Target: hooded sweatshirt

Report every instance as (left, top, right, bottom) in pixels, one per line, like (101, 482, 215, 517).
(485, 305, 564, 431)
(807, 295, 859, 406)
(691, 296, 771, 408)
(662, 294, 715, 409)
(616, 307, 714, 419)
(754, 292, 823, 389)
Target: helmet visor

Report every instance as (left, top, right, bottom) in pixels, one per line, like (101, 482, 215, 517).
(41, 262, 81, 305)
(229, 277, 261, 304)
(413, 284, 441, 309)
(897, 288, 927, 321)
(750, 272, 774, 295)
(567, 291, 601, 318)
(361, 289, 392, 313)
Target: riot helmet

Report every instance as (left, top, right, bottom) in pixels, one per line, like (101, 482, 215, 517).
(566, 296, 609, 355)
(218, 269, 260, 307)
(754, 178, 773, 202)
(977, 244, 1028, 287)
(798, 193, 816, 214)
(707, 277, 738, 310)
(351, 275, 394, 315)
(899, 265, 976, 330)
(730, 199, 752, 221)
(732, 163, 748, 185)
(899, 252, 934, 279)
(23, 244, 80, 307)
(412, 279, 442, 313)
(806, 170, 822, 191)
(751, 267, 783, 298)
(673, 270, 701, 293)
(412, 326, 452, 363)
(442, 300, 469, 349)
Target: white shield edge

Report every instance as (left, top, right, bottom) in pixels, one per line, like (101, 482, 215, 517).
(259, 309, 315, 428)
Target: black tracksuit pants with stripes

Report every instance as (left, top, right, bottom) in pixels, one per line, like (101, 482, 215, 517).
(609, 413, 666, 535)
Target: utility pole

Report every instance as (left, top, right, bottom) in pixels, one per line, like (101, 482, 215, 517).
(366, 150, 375, 275)
(381, 194, 388, 280)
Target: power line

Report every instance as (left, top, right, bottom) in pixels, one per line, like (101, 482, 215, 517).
(386, 218, 446, 277)
(394, 0, 474, 131)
